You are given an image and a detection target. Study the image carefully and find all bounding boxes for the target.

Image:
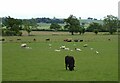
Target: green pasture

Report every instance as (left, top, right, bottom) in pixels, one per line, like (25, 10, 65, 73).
(37, 23, 65, 29)
(2, 33, 118, 81)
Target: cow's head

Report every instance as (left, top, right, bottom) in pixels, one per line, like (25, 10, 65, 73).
(68, 64, 75, 71)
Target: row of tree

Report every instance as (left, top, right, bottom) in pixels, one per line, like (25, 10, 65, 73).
(50, 15, 120, 35)
(2, 17, 64, 24)
(1, 15, 120, 36)
(36, 17, 64, 23)
(2, 16, 37, 36)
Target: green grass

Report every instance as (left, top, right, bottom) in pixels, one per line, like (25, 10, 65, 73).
(2, 33, 118, 81)
(37, 23, 65, 29)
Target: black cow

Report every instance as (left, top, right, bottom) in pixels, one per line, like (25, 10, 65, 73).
(33, 38, 36, 41)
(80, 40, 83, 42)
(17, 39, 21, 41)
(65, 56, 75, 71)
(74, 39, 79, 42)
(46, 38, 50, 41)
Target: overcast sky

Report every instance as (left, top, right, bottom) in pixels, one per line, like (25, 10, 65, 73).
(0, 0, 119, 19)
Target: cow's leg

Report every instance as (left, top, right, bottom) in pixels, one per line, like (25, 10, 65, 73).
(71, 66, 74, 70)
(73, 68, 74, 70)
(65, 64, 67, 70)
(65, 64, 68, 70)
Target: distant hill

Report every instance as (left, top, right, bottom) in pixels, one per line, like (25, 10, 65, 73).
(80, 19, 103, 28)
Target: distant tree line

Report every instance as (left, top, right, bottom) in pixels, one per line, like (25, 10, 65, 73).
(2, 17, 64, 24)
(35, 17, 64, 23)
(1, 15, 120, 36)
(87, 17, 97, 20)
(63, 15, 119, 35)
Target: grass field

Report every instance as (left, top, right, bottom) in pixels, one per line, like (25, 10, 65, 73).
(2, 32, 118, 81)
(37, 23, 65, 30)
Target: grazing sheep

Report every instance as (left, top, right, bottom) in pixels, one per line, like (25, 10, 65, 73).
(64, 48, 70, 50)
(96, 51, 99, 54)
(75, 48, 82, 51)
(54, 49, 61, 52)
(60, 45, 66, 49)
(21, 44, 32, 49)
(90, 48, 93, 50)
(49, 44, 52, 48)
(71, 50, 73, 51)
(25, 47, 32, 49)
(83, 44, 88, 47)
(21, 43, 27, 47)
(49, 44, 52, 46)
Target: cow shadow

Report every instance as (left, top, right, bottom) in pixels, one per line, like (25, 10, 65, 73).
(59, 69, 78, 72)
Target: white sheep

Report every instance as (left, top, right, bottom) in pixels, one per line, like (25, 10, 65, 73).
(64, 48, 70, 50)
(75, 48, 82, 51)
(71, 50, 73, 51)
(90, 48, 93, 50)
(96, 51, 99, 54)
(54, 49, 61, 52)
(60, 45, 66, 49)
(25, 47, 32, 49)
(21, 43, 32, 49)
(83, 44, 88, 47)
(49, 44, 52, 46)
(21, 43, 27, 48)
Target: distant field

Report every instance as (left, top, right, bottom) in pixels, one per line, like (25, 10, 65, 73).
(22, 31, 116, 36)
(37, 23, 65, 29)
(36, 20, 103, 29)
(2, 32, 118, 81)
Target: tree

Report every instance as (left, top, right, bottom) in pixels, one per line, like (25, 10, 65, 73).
(64, 15, 81, 35)
(25, 26, 32, 36)
(22, 19, 32, 36)
(118, 20, 120, 33)
(94, 29, 99, 35)
(80, 23, 86, 34)
(22, 18, 37, 36)
(87, 22, 102, 33)
(103, 15, 119, 34)
(50, 23, 61, 31)
(2, 16, 22, 36)
(29, 18, 38, 29)
(81, 27, 85, 34)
